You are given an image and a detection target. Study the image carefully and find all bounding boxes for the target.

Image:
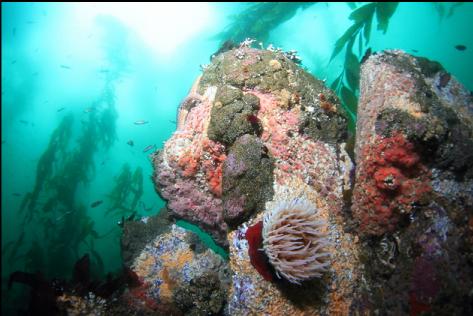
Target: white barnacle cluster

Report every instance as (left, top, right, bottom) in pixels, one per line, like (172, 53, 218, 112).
(266, 44, 283, 53)
(235, 38, 257, 60)
(239, 37, 257, 48)
(262, 196, 331, 284)
(235, 50, 246, 60)
(266, 44, 302, 64)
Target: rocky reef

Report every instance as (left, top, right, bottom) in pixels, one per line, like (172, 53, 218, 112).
(152, 46, 360, 314)
(351, 50, 473, 315)
(124, 223, 230, 315)
(11, 45, 472, 316)
(144, 47, 473, 315)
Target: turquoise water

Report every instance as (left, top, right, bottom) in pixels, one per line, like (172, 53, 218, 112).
(2, 2, 472, 314)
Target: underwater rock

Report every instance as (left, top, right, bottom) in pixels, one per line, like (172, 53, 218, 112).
(120, 207, 173, 267)
(173, 272, 227, 316)
(8, 253, 144, 315)
(154, 46, 358, 314)
(222, 134, 274, 227)
(126, 224, 230, 315)
(153, 47, 352, 248)
(199, 47, 348, 143)
(57, 292, 108, 316)
(352, 50, 473, 315)
(207, 86, 262, 145)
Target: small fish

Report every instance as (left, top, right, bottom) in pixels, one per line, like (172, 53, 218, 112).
(134, 120, 149, 125)
(118, 212, 137, 228)
(411, 49, 419, 53)
(455, 45, 467, 51)
(117, 217, 124, 228)
(11, 60, 17, 64)
(56, 210, 73, 221)
(90, 200, 103, 208)
(169, 120, 176, 124)
(12, 27, 16, 36)
(12, 193, 22, 197)
(26, 20, 36, 24)
(98, 69, 109, 73)
(127, 211, 137, 221)
(57, 107, 65, 112)
(19, 120, 28, 125)
(32, 72, 39, 76)
(83, 107, 94, 113)
(143, 144, 156, 153)
(127, 140, 134, 146)
(60, 64, 71, 69)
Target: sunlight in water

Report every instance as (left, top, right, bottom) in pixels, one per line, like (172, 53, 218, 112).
(74, 2, 214, 56)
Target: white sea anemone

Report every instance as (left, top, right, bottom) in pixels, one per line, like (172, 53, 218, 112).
(262, 197, 331, 284)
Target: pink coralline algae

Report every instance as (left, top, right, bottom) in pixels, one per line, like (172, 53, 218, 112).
(201, 138, 226, 197)
(252, 91, 342, 205)
(153, 85, 229, 247)
(352, 132, 432, 236)
(158, 171, 224, 228)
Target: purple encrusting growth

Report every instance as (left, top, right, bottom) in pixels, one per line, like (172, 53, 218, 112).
(156, 164, 228, 246)
(223, 195, 246, 220)
(224, 152, 247, 177)
(222, 134, 275, 226)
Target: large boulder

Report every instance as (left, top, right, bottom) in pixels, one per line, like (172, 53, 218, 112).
(352, 50, 473, 315)
(153, 46, 357, 314)
(152, 47, 352, 251)
(125, 224, 230, 315)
